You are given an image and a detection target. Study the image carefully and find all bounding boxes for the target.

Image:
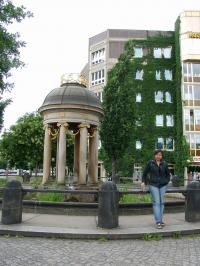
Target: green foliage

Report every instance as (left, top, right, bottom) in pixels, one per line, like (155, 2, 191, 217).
(0, 178, 6, 187)
(0, 0, 32, 92)
(100, 31, 190, 177)
(172, 231, 182, 239)
(0, 99, 11, 131)
(0, 112, 43, 170)
(0, 1, 32, 130)
(174, 18, 190, 178)
(100, 51, 135, 176)
(143, 233, 163, 241)
(36, 192, 65, 202)
(0, 112, 75, 175)
(120, 193, 151, 203)
(30, 176, 43, 188)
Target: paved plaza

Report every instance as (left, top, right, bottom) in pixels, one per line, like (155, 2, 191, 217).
(0, 235, 200, 266)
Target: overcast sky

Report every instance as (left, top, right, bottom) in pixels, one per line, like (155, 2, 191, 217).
(2, 0, 200, 130)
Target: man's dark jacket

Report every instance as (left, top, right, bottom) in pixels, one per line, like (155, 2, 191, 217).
(142, 160, 170, 188)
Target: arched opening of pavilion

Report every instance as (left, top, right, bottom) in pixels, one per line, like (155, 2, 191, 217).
(38, 73, 103, 186)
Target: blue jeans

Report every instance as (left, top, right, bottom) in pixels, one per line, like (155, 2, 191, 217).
(149, 185, 167, 223)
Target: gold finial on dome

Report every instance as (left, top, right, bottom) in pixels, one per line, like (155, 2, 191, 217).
(61, 73, 88, 87)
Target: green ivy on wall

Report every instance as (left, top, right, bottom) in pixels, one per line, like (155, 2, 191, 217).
(121, 34, 176, 169)
(114, 31, 189, 177)
(174, 17, 190, 177)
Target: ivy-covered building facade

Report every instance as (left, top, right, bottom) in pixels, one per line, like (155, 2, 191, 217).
(83, 11, 200, 179)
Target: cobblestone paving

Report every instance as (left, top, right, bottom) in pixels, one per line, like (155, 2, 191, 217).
(0, 236, 200, 266)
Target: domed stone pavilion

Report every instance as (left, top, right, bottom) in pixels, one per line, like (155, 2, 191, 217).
(39, 73, 103, 186)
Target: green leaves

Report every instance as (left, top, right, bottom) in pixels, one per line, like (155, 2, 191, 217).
(0, 1, 32, 93)
(100, 32, 188, 177)
(0, 112, 43, 169)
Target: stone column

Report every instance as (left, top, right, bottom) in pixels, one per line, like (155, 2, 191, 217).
(73, 132, 80, 184)
(42, 124, 51, 185)
(78, 124, 89, 185)
(57, 123, 68, 185)
(88, 128, 98, 184)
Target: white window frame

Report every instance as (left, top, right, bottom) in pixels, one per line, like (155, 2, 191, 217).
(166, 137, 174, 151)
(136, 140, 142, 150)
(155, 91, 163, 103)
(91, 48, 105, 65)
(136, 93, 142, 103)
(91, 69, 105, 86)
(156, 137, 164, 150)
(153, 48, 162, 58)
(135, 70, 144, 80)
(165, 91, 172, 103)
(156, 115, 164, 127)
(164, 70, 173, 80)
(156, 70, 161, 80)
(134, 47, 143, 58)
(166, 115, 174, 127)
(163, 47, 172, 59)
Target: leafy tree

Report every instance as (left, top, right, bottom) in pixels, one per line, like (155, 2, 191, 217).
(0, 112, 75, 176)
(0, 0, 32, 129)
(0, 112, 44, 174)
(100, 53, 135, 177)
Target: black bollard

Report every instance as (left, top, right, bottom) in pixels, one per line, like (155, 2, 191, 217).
(185, 181, 200, 222)
(1, 180, 23, 225)
(98, 181, 119, 229)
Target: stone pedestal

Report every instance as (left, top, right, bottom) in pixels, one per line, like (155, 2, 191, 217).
(1, 180, 23, 225)
(185, 181, 200, 222)
(98, 181, 119, 229)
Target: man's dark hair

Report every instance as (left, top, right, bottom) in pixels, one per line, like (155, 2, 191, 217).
(154, 149, 164, 157)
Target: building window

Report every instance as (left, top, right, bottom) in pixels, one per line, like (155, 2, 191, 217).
(134, 47, 143, 58)
(165, 92, 172, 103)
(136, 93, 142, 102)
(96, 91, 103, 102)
(136, 140, 142, 150)
(166, 138, 174, 150)
(154, 47, 172, 59)
(156, 137, 164, 149)
(135, 70, 143, 80)
(187, 133, 200, 155)
(156, 70, 161, 80)
(153, 48, 162, 58)
(184, 109, 196, 131)
(155, 91, 163, 103)
(91, 48, 105, 65)
(156, 137, 174, 150)
(156, 115, 164, 127)
(183, 63, 200, 82)
(163, 47, 172, 58)
(91, 69, 105, 86)
(166, 115, 174, 127)
(194, 110, 200, 131)
(183, 84, 200, 106)
(164, 70, 172, 80)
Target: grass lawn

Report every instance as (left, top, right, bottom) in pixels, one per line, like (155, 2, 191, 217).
(120, 193, 152, 203)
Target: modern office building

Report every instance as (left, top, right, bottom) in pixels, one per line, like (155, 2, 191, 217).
(180, 11, 200, 176)
(82, 11, 200, 178)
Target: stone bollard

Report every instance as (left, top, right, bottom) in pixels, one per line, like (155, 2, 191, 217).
(185, 181, 200, 222)
(1, 180, 23, 225)
(98, 181, 119, 229)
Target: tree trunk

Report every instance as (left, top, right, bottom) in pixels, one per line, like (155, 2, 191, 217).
(112, 158, 116, 178)
(34, 163, 38, 177)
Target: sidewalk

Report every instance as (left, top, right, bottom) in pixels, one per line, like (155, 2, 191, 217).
(0, 211, 200, 239)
